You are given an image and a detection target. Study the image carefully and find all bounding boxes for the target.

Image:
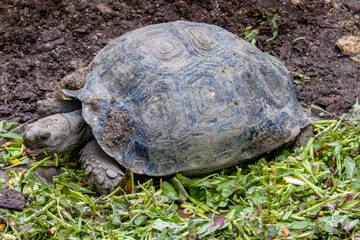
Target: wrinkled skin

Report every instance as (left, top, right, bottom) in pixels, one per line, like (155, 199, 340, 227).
(23, 109, 125, 194)
(23, 110, 92, 156)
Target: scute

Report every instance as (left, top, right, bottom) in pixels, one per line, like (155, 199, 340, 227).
(76, 21, 309, 176)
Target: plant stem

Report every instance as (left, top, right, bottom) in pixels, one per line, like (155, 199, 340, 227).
(27, 156, 52, 173)
(46, 210, 74, 229)
(24, 200, 56, 223)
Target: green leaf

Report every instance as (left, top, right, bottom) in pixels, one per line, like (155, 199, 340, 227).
(216, 179, 242, 198)
(287, 221, 309, 230)
(150, 219, 187, 233)
(198, 217, 226, 237)
(162, 181, 180, 201)
(175, 174, 193, 185)
(340, 199, 360, 209)
(263, 224, 278, 239)
(328, 142, 342, 175)
(111, 212, 121, 226)
(343, 219, 359, 233)
(344, 156, 355, 179)
(0, 132, 23, 140)
(133, 214, 148, 226)
(53, 180, 95, 194)
(273, 168, 295, 178)
(349, 180, 360, 192)
(171, 176, 188, 201)
(246, 187, 267, 204)
(0, 121, 19, 132)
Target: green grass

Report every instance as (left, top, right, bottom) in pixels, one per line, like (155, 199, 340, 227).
(1, 101, 360, 239)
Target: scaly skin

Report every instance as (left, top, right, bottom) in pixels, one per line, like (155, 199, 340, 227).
(80, 140, 125, 195)
(23, 110, 125, 194)
(23, 65, 126, 194)
(23, 110, 93, 155)
(36, 66, 89, 118)
(36, 97, 82, 118)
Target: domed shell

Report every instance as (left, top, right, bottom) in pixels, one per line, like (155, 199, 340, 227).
(76, 21, 309, 176)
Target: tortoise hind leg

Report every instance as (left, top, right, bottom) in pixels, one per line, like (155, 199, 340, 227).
(79, 140, 125, 195)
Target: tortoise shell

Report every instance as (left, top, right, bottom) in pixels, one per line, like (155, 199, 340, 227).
(75, 21, 309, 176)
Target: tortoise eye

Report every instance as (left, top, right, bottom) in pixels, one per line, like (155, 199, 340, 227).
(38, 133, 50, 142)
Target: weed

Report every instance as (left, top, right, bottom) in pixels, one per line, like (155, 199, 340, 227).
(261, 12, 279, 43)
(240, 11, 279, 45)
(240, 27, 259, 45)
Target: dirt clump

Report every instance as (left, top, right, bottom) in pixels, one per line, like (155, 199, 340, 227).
(0, 188, 26, 210)
(102, 107, 134, 148)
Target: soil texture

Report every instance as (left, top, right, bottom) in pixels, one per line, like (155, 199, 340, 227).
(0, 188, 26, 210)
(0, 0, 359, 123)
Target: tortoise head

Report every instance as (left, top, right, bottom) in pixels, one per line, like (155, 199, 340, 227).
(23, 110, 92, 156)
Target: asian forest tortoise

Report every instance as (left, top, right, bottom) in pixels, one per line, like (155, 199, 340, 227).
(23, 21, 309, 194)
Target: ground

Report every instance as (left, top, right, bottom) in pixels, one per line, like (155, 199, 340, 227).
(0, 0, 359, 123)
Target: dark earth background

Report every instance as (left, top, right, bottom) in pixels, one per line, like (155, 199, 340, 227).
(0, 0, 359, 123)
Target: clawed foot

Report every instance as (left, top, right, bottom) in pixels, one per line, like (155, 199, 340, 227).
(80, 140, 125, 195)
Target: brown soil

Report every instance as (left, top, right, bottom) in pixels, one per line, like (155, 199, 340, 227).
(0, 188, 26, 210)
(0, 0, 359, 123)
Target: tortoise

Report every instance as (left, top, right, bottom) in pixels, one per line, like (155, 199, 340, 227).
(23, 21, 310, 194)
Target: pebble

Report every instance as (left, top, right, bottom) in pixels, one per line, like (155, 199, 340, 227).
(41, 28, 61, 42)
(41, 37, 65, 51)
(336, 35, 360, 62)
(96, 3, 113, 14)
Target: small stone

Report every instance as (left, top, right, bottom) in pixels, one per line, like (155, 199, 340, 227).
(291, 0, 300, 5)
(96, 3, 113, 14)
(106, 169, 118, 179)
(41, 28, 61, 42)
(41, 37, 65, 51)
(66, 5, 76, 13)
(58, 23, 66, 31)
(49, 226, 56, 235)
(336, 35, 360, 62)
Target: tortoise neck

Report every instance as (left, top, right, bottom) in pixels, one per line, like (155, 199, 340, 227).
(61, 110, 93, 152)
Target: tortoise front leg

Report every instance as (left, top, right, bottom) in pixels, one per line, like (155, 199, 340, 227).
(80, 140, 125, 195)
(37, 66, 90, 118)
(37, 97, 82, 118)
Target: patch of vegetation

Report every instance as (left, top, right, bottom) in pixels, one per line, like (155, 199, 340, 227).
(261, 11, 278, 43)
(1, 101, 360, 239)
(241, 11, 279, 45)
(240, 27, 259, 45)
(0, 121, 21, 140)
